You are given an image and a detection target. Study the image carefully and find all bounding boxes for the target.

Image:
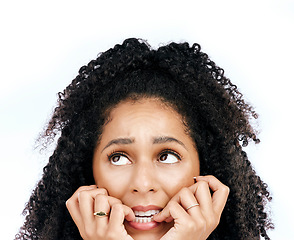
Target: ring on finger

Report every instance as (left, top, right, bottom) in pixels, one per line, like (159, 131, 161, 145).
(93, 211, 108, 217)
(186, 203, 200, 211)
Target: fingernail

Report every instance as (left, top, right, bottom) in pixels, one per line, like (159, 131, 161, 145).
(152, 213, 158, 220)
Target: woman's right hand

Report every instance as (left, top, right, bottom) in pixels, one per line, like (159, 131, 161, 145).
(66, 185, 135, 240)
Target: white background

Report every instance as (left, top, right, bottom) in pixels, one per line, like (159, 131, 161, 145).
(1, 0, 293, 239)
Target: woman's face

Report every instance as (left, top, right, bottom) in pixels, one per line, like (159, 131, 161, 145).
(93, 98, 200, 239)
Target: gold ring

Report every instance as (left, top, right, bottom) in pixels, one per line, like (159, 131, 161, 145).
(186, 203, 199, 211)
(93, 211, 108, 217)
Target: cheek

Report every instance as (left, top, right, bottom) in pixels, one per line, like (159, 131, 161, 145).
(158, 168, 195, 198)
(94, 168, 130, 199)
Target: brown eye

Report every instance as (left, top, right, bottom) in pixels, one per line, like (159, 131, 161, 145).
(159, 154, 168, 161)
(112, 155, 120, 162)
(158, 150, 181, 164)
(108, 153, 131, 165)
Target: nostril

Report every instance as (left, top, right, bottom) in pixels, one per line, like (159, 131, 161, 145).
(133, 188, 154, 193)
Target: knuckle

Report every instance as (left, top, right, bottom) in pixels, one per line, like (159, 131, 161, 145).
(77, 185, 93, 191)
(197, 218, 206, 230)
(95, 193, 107, 201)
(180, 187, 192, 196)
(83, 226, 95, 238)
(111, 197, 122, 204)
(225, 185, 230, 194)
(206, 216, 220, 233)
(97, 187, 108, 195)
(207, 217, 217, 228)
(221, 185, 230, 195)
(105, 231, 117, 239)
(96, 229, 106, 239)
(186, 220, 197, 231)
(112, 202, 123, 211)
(77, 186, 87, 191)
(168, 200, 178, 208)
(65, 198, 72, 208)
(78, 190, 87, 201)
(197, 180, 208, 189)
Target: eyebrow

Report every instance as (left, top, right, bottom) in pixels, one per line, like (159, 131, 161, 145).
(102, 138, 134, 152)
(101, 136, 187, 153)
(153, 136, 187, 149)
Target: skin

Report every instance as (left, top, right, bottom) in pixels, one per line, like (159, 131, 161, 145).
(66, 98, 230, 240)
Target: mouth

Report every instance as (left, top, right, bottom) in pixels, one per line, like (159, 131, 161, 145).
(133, 209, 161, 223)
(127, 205, 162, 230)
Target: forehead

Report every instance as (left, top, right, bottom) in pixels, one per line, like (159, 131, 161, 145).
(94, 97, 197, 153)
(100, 98, 188, 137)
(108, 97, 182, 123)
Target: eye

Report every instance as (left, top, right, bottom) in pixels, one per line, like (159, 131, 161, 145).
(108, 152, 131, 166)
(158, 150, 181, 164)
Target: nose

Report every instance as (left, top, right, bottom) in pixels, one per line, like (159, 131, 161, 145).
(131, 161, 156, 194)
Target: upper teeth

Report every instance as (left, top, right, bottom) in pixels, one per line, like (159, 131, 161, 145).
(134, 210, 160, 217)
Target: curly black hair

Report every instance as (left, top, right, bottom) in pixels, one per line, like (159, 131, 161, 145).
(16, 38, 273, 239)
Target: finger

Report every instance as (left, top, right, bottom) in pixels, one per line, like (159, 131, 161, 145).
(192, 181, 215, 224)
(170, 187, 202, 220)
(153, 200, 188, 223)
(78, 188, 109, 228)
(93, 194, 110, 230)
(189, 181, 213, 212)
(108, 203, 135, 229)
(94, 195, 123, 230)
(195, 176, 230, 216)
(66, 185, 98, 229)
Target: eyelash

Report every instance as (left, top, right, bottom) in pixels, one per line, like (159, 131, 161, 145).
(107, 151, 128, 162)
(107, 149, 182, 162)
(158, 149, 182, 161)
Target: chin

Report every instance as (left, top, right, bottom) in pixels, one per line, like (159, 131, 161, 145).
(124, 220, 173, 240)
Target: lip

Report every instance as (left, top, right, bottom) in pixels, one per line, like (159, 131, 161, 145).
(131, 205, 162, 212)
(126, 205, 162, 231)
(126, 220, 160, 231)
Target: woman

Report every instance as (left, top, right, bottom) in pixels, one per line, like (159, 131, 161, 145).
(16, 38, 273, 239)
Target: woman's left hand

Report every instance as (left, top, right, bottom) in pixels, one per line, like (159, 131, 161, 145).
(153, 175, 229, 240)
